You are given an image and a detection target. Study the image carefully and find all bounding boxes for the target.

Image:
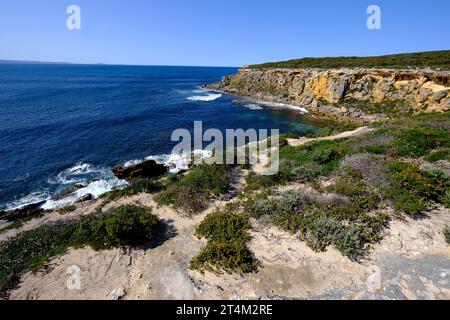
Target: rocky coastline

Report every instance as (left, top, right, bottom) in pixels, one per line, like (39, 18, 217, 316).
(206, 67, 450, 123)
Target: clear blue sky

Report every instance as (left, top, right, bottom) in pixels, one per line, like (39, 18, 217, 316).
(0, 0, 448, 67)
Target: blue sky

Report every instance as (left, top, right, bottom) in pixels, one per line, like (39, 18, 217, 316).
(0, 0, 448, 67)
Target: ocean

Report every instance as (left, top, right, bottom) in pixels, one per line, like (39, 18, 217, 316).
(0, 63, 330, 211)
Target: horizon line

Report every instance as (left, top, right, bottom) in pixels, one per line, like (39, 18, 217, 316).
(0, 59, 240, 69)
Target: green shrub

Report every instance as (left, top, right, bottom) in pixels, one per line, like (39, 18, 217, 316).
(57, 205, 77, 215)
(393, 128, 450, 157)
(384, 162, 449, 216)
(444, 190, 450, 209)
(0, 204, 160, 296)
(387, 162, 448, 203)
(388, 189, 427, 217)
(190, 211, 257, 274)
(72, 205, 160, 250)
(444, 226, 450, 245)
(425, 149, 450, 162)
(155, 164, 231, 214)
(363, 144, 389, 155)
(241, 193, 277, 218)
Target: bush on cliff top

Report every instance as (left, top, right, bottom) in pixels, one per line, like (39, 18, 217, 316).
(249, 50, 450, 70)
(189, 210, 257, 274)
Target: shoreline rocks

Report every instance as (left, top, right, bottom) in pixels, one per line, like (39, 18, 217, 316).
(0, 201, 45, 222)
(112, 159, 168, 181)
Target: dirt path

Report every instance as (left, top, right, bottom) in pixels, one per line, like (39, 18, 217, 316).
(287, 126, 374, 147)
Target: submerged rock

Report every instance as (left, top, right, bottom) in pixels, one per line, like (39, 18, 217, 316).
(0, 201, 45, 222)
(112, 160, 168, 181)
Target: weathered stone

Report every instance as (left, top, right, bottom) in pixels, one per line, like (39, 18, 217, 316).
(0, 201, 45, 222)
(52, 184, 86, 201)
(418, 87, 432, 102)
(76, 193, 94, 203)
(109, 287, 126, 300)
(112, 159, 168, 181)
(433, 90, 448, 102)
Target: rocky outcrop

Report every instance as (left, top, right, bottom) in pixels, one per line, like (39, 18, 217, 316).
(207, 68, 450, 122)
(112, 160, 168, 181)
(0, 201, 45, 222)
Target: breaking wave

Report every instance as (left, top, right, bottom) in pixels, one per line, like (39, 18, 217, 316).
(187, 93, 222, 102)
(124, 150, 212, 174)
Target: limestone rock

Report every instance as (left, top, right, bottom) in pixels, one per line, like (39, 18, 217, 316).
(109, 287, 126, 300)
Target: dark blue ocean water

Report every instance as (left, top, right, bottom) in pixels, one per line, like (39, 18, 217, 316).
(0, 64, 330, 210)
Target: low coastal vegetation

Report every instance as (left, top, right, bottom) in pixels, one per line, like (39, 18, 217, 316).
(0, 204, 160, 296)
(249, 50, 450, 70)
(444, 226, 450, 245)
(155, 164, 232, 214)
(189, 210, 257, 274)
(57, 205, 77, 215)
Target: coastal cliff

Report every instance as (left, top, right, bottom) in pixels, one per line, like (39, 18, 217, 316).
(207, 67, 450, 122)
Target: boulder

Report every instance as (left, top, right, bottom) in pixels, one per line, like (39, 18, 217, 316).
(109, 287, 126, 300)
(433, 90, 448, 102)
(52, 184, 86, 201)
(0, 201, 46, 222)
(112, 160, 168, 181)
(76, 193, 94, 203)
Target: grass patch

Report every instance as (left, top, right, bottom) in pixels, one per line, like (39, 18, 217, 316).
(306, 123, 360, 138)
(444, 226, 450, 245)
(155, 164, 231, 214)
(189, 210, 257, 274)
(425, 149, 450, 162)
(0, 204, 160, 296)
(57, 205, 77, 215)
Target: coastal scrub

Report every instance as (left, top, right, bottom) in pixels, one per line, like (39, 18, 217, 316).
(0, 204, 160, 296)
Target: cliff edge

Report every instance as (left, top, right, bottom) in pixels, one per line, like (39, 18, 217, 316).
(207, 67, 450, 122)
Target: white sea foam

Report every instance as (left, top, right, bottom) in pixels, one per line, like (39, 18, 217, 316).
(49, 163, 106, 185)
(261, 101, 309, 113)
(236, 98, 309, 113)
(3, 191, 51, 211)
(41, 178, 128, 210)
(125, 150, 212, 174)
(187, 93, 222, 102)
(4, 163, 129, 211)
(243, 103, 263, 110)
